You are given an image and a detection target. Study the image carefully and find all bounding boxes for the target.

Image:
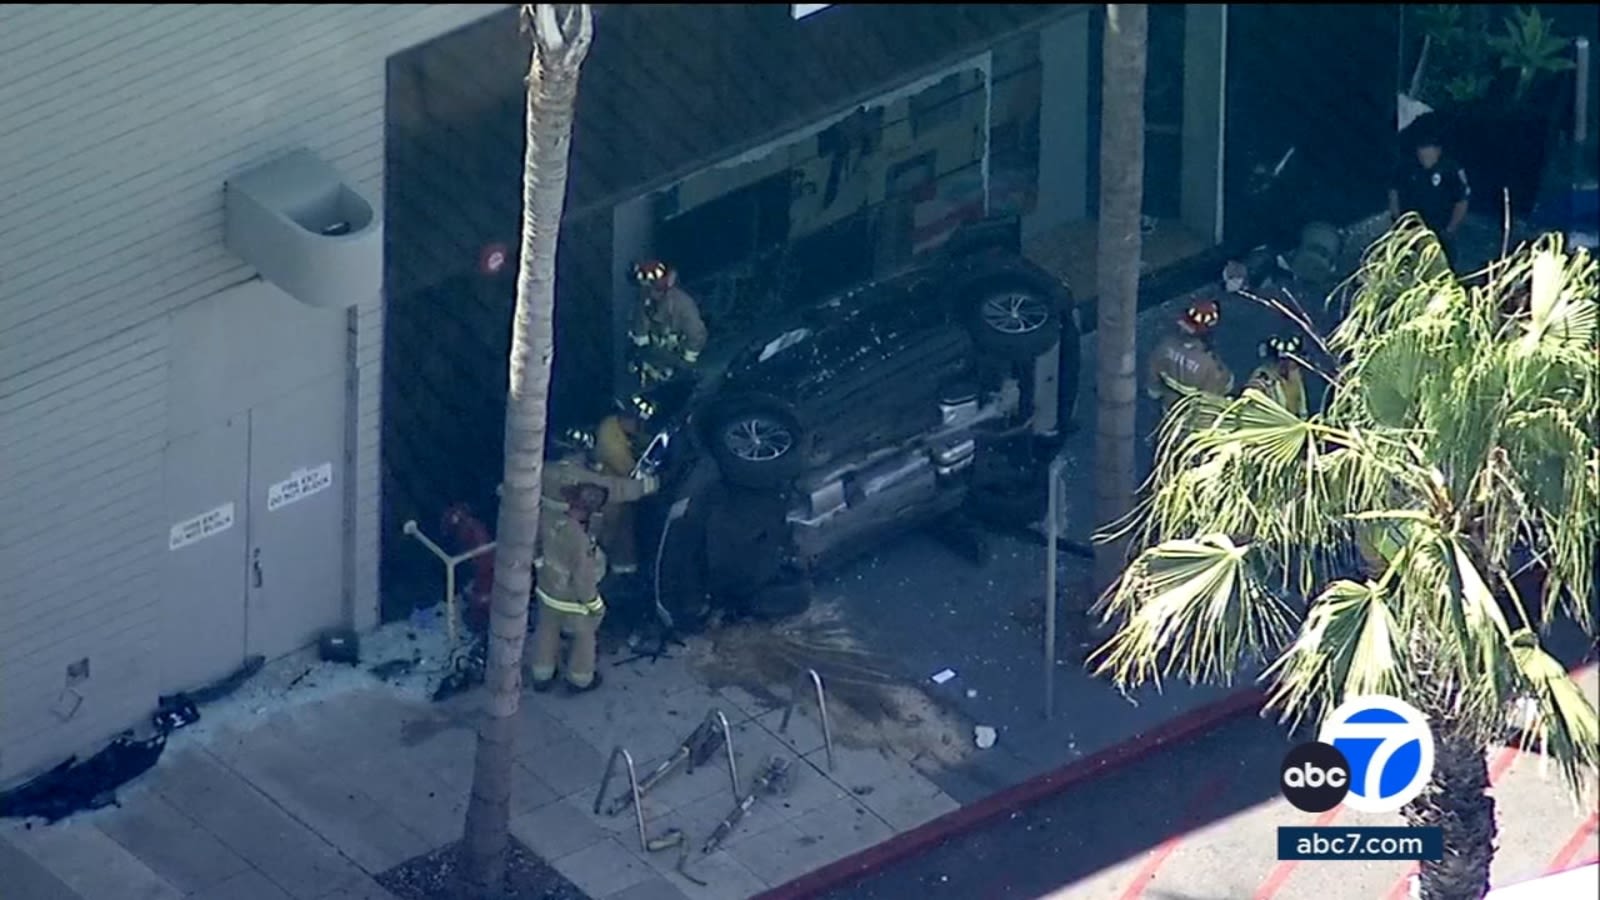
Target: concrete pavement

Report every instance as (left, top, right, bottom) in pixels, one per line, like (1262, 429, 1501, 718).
(0, 624, 974, 900)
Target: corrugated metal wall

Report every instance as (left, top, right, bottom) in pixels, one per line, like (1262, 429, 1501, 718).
(0, 3, 504, 784)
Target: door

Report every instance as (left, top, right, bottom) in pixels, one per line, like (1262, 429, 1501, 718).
(245, 376, 347, 659)
(161, 416, 250, 695)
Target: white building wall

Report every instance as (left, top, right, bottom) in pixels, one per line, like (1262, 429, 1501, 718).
(0, 3, 505, 783)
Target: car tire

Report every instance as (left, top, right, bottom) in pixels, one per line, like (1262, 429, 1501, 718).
(707, 403, 807, 490)
(967, 284, 1062, 362)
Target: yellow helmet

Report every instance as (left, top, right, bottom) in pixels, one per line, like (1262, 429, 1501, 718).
(1259, 334, 1303, 359)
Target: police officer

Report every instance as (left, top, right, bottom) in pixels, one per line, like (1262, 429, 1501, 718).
(1146, 298, 1235, 410)
(1388, 120, 1470, 265)
(629, 260, 709, 389)
(1244, 333, 1309, 418)
(528, 435, 659, 693)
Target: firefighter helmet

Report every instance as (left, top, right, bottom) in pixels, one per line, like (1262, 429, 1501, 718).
(632, 259, 671, 287)
(549, 426, 595, 458)
(1259, 333, 1303, 359)
(617, 393, 657, 423)
(1179, 299, 1221, 334)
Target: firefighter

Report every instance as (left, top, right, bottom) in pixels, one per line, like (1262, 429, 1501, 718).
(527, 434, 659, 693)
(1145, 298, 1235, 409)
(590, 395, 658, 574)
(629, 260, 708, 389)
(1244, 333, 1309, 418)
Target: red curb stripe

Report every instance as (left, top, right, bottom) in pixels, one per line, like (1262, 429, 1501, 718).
(1546, 813, 1599, 875)
(1117, 775, 1232, 900)
(752, 687, 1266, 900)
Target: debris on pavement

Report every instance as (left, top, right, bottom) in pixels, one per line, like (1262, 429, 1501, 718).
(692, 601, 974, 768)
(317, 627, 361, 665)
(930, 668, 957, 685)
(151, 694, 200, 733)
(703, 755, 793, 854)
(974, 725, 998, 749)
(430, 634, 487, 702)
(369, 657, 419, 682)
(0, 651, 274, 825)
(0, 732, 166, 824)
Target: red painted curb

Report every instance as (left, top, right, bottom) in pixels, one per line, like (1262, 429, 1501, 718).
(754, 686, 1267, 900)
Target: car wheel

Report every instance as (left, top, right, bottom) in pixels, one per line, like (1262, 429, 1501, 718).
(968, 286, 1061, 362)
(708, 404, 807, 489)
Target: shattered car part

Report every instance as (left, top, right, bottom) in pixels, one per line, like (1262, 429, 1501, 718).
(431, 635, 487, 702)
(703, 755, 792, 854)
(152, 694, 201, 733)
(0, 732, 166, 824)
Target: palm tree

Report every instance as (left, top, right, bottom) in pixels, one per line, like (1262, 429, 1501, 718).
(1093, 221, 1599, 900)
(461, 5, 593, 894)
(1093, 4, 1149, 594)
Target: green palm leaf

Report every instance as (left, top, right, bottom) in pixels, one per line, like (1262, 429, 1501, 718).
(1091, 536, 1294, 692)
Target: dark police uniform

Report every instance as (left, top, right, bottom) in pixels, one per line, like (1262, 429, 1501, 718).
(1390, 158, 1470, 258)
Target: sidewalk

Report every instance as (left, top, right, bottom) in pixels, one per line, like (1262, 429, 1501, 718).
(0, 597, 1250, 900)
(0, 624, 973, 900)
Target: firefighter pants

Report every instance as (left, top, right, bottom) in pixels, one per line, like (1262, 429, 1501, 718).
(528, 592, 605, 688)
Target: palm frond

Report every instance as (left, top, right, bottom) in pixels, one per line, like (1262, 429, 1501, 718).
(1509, 632, 1600, 800)
(1264, 577, 1406, 728)
(1091, 536, 1294, 693)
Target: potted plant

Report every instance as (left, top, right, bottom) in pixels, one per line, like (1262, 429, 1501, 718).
(1400, 5, 1577, 218)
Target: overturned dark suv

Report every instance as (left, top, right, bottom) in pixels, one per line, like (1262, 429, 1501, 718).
(631, 217, 1079, 631)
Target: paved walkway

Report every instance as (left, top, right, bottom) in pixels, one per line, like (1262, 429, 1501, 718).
(0, 627, 976, 900)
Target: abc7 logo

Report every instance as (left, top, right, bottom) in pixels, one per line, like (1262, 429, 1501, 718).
(1279, 695, 1436, 814)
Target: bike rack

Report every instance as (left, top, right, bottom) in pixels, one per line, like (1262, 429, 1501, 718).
(401, 519, 495, 651)
(603, 709, 742, 817)
(777, 668, 836, 771)
(592, 746, 654, 853)
(594, 710, 743, 854)
(696, 709, 742, 800)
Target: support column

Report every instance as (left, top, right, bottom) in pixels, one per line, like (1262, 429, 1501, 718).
(1181, 4, 1227, 244)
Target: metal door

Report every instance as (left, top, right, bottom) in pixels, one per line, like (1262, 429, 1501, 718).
(245, 377, 347, 659)
(160, 416, 250, 695)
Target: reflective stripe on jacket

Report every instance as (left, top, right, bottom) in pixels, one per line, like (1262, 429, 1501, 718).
(536, 587, 605, 616)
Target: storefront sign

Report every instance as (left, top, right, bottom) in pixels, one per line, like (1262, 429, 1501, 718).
(169, 502, 235, 551)
(267, 462, 334, 512)
(792, 4, 832, 20)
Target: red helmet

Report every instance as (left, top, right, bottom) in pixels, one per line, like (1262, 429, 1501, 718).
(1179, 299, 1221, 334)
(632, 260, 671, 287)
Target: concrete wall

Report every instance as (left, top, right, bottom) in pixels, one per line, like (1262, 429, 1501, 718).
(0, 3, 503, 784)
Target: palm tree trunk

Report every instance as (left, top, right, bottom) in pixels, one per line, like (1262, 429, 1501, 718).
(1093, 4, 1148, 593)
(1405, 633, 1497, 900)
(461, 5, 593, 894)
(1406, 716, 1498, 899)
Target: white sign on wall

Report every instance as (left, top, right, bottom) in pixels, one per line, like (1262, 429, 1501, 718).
(170, 502, 235, 551)
(266, 462, 334, 512)
(792, 4, 833, 20)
